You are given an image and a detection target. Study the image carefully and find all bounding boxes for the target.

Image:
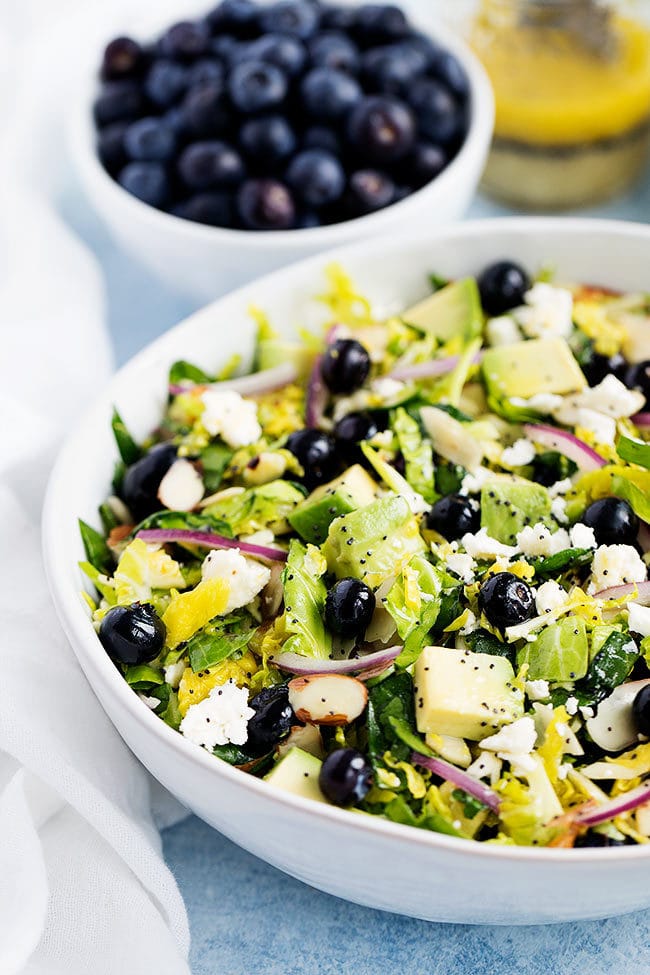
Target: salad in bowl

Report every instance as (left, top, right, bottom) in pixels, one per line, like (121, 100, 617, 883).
(78, 254, 650, 850)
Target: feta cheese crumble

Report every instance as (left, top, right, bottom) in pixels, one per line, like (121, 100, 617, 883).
(461, 527, 517, 560)
(515, 523, 570, 557)
(589, 544, 647, 593)
(515, 283, 574, 340)
(202, 548, 271, 613)
(500, 438, 536, 469)
(569, 522, 597, 550)
(525, 679, 551, 702)
(548, 478, 572, 498)
(486, 315, 522, 347)
(180, 679, 255, 749)
(550, 497, 568, 524)
(479, 716, 537, 769)
(628, 602, 650, 638)
(445, 552, 477, 584)
(535, 580, 568, 615)
(459, 466, 492, 496)
(509, 392, 564, 415)
(201, 389, 262, 448)
(371, 376, 405, 402)
(565, 696, 579, 716)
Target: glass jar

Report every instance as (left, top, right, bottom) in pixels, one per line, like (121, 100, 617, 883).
(471, 0, 650, 209)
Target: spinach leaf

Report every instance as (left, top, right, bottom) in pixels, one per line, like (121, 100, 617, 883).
(382, 795, 463, 837)
(616, 433, 650, 471)
(169, 360, 213, 386)
(466, 628, 515, 666)
(78, 519, 113, 574)
(111, 408, 141, 466)
(575, 631, 639, 706)
(187, 616, 256, 672)
(124, 665, 164, 691)
(429, 272, 449, 294)
(149, 685, 182, 730)
(367, 671, 415, 762)
(429, 403, 473, 423)
(387, 716, 433, 756)
(435, 461, 466, 496)
(451, 788, 485, 819)
(200, 443, 233, 494)
(530, 548, 593, 579)
(212, 744, 273, 774)
(98, 501, 120, 534)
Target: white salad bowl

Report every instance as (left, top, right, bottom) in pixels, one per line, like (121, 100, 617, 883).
(69, 0, 494, 302)
(44, 218, 650, 925)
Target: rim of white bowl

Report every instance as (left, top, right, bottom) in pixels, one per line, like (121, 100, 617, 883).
(69, 9, 494, 248)
(43, 216, 650, 863)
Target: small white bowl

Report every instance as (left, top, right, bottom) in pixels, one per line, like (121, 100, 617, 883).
(69, 0, 494, 302)
(44, 217, 650, 925)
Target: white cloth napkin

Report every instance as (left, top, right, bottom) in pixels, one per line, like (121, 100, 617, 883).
(0, 2, 191, 972)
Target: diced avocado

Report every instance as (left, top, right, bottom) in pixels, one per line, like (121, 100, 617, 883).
(480, 479, 551, 545)
(424, 732, 472, 768)
(517, 616, 588, 681)
(401, 278, 482, 341)
(264, 747, 326, 802)
(414, 646, 524, 741)
(287, 464, 380, 545)
(256, 338, 315, 378)
(323, 495, 425, 588)
(482, 338, 586, 400)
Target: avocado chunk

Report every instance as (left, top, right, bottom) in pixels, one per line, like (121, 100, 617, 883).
(288, 464, 380, 545)
(480, 479, 551, 545)
(482, 338, 586, 400)
(414, 646, 524, 741)
(323, 495, 425, 588)
(257, 338, 314, 378)
(400, 278, 483, 341)
(517, 616, 588, 681)
(264, 747, 326, 802)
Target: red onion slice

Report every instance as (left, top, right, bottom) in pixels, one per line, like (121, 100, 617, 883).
(632, 413, 650, 428)
(575, 779, 650, 827)
(272, 645, 402, 676)
(388, 352, 483, 383)
(137, 528, 287, 562)
(524, 424, 606, 472)
(592, 581, 650, 605)
(411, 751, 501, 813)
(169, 362, 298, 398)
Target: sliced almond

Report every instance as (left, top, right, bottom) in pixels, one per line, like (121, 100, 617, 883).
(586, 678, 650, 753)
(260, 562, 284, 620)
(158, 458, 204, 511)
(277, 723, 324, 760)
(288, 674, 368, 726)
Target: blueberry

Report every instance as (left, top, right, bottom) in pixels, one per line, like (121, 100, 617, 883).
(124, 117, 177, 162)
(408, 78, 462, 145)
(211, 36, 241, 61)
(228, 60, 288, 114)
(118, 162, 170, 207)
(581, 350, 628, 388)
(144, 60, 188, 108)
(346, 168, 396, 214)
(93, 81, 145, 127)
(97, 121, 128, 175)
(574, 832, 628, 848)
(99, 603, 166, 665)
(354, 5, 409, 46)
(334, 411, 381, 463)
(321, 338, 371, 394)
(182, 82, 231, 137)
(246, 684, 295, 755)
(240, 115, 297, 164)
(319, 748, 373, 806)
(308, 31, 360, 74)
(302, 125, 342, 156)
(173, 192, 235, 227)
(478, 260, 531, 316)
(159, 20, 210, 60)
(286, 149, 345, 207)
(425, 494, 479, 540)
(632, 685, 650, 736)
(250, 33, 308, 77)
(101, 36, 145, 81)
(361, 42, 427, 95)
(258, 1, 321, 41)
(320, 5, 357, 32)
(430, 49, 470, 101)
(580, 497, 639, 547)
(624, 360, 650, 407)
(478, 572, 536, 630)
(325, 578, 376, 638)
(121, 443, 177, 520)
(206, 0, 260, 37)
(400, 141, 448, 188)
(178, 140, 245, 190)
(347, 95, 415, 163)
(285, 429, 340, 489)
(296, 210, 321, 228)
(186, 58, 225, 88)
(301, 67, 362, 121)
(237, 178, 296, 230)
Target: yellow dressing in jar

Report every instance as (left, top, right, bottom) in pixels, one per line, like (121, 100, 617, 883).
(471, 1, 650, 208)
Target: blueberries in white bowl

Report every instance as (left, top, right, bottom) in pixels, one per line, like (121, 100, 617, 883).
(93, 0, 470, 231)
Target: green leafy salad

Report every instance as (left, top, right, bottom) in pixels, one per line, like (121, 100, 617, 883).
(79, 259, 650, 848)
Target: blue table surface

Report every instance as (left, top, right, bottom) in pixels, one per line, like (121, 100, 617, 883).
(61, 178, 650, 975)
